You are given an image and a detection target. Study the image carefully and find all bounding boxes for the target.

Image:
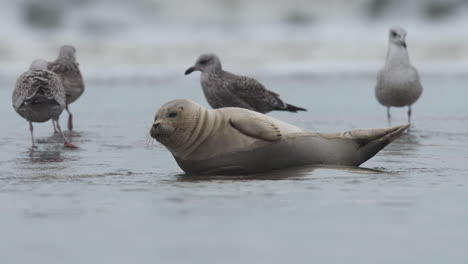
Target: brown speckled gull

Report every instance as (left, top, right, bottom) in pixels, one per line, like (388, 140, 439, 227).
(12, 59, 77, 148)
(48, 45, 85, 131)
(185, 53, 306, 114)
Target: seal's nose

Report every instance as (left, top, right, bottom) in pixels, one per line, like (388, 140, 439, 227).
(150, 122, 161, 139)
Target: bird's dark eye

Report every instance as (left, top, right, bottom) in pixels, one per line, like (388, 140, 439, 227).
(168, 112, 178, 118)
(199, 59, 209, 65)
(391, 32, 397, 37)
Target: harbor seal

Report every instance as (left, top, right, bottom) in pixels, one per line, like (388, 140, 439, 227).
(150, 99, 409, 175)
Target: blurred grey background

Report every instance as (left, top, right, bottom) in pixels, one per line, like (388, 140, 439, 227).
(0, 0, 467, 80)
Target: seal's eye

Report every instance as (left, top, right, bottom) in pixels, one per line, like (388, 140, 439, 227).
(168, 112, 178, 118)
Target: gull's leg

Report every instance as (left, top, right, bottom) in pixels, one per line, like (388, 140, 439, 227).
(55, 118, 77, 148)
(52, 119, 59, 133)
(407, 105, 412, 123)
(407, 105, 412, 132)
(387, 106, 391, 127)
(29, 121, 36, 148)
(66, 105, 73, 131)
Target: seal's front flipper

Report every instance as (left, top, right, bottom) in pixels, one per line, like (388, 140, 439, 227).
(229, 114, 282, 142)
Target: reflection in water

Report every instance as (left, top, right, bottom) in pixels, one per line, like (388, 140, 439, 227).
(177, 166, 316, 182)
(398, 130, 421, 146)
(36, 131, 87, 144)
(11, 139, 69, 180)
(63, 131, 84, 138)
(383, 130, 421, 155)
(21, 132, 87, 164)
(27, 148, 65, 164)
(177, 165, 384, 182)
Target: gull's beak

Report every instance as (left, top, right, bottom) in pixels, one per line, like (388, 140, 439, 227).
(185, 66, 196, 75)
(400, 40, 407, 48)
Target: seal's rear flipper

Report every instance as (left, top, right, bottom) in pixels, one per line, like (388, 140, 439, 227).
(356, 123, 410, 165)
(229, 113, 282, 142)
(343, 124, 410, 146)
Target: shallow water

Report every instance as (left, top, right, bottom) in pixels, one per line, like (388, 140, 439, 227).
(1, 74, 468, 263)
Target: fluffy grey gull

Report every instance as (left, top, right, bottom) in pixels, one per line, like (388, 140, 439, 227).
(185, 53, 306, 114)
(375, 26, 423, 124)
(12, 59, 77, 148)
(48, 45, 85, 131)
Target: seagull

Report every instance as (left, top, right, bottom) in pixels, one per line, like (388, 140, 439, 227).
(12, 59, 77, 148)
(375, 26, 423, 125)
(48, 45, 85, 131)
(185, 53, 306, 114)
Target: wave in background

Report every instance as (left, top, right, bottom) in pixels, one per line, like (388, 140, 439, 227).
(0, 0, 467, 81)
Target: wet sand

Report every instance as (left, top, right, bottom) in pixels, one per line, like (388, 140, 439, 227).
(1, 74, 467, 263)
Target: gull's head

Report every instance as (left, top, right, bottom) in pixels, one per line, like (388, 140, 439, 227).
(29, 59, 48, 71)
(185, 53, 222, 75)
(389, 26, 407, 48)
(59, 45, 77, 60)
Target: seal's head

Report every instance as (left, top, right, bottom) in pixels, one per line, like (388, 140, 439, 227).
(185, 53, 222, 75)
(389, 26, 407, 48)
(58, 45, 77, 60)
(150, 99, 201, 151)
